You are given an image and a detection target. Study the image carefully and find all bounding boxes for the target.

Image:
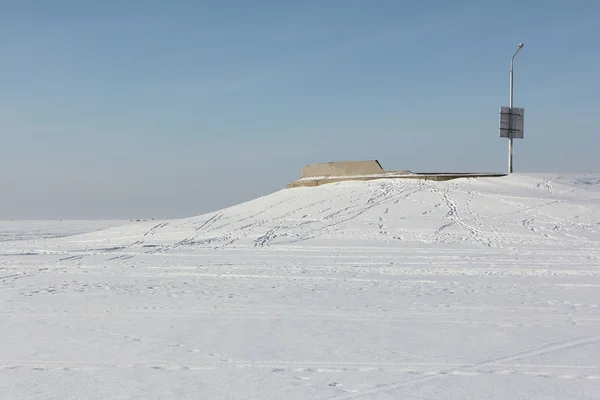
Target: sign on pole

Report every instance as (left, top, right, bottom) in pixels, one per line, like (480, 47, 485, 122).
(499, 107, 524, 139)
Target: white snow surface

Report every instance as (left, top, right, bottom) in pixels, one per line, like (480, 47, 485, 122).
(1, 173, 600, 399)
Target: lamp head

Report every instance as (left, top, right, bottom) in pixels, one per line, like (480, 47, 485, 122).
(518, 42, 524, 49)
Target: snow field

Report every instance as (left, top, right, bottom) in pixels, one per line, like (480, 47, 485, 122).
(1, 173, 600, 399)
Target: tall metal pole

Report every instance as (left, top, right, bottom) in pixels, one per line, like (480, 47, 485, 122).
(508, 43, 524, 174)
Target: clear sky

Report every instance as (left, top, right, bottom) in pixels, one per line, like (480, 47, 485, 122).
(1, 0, 599, 219)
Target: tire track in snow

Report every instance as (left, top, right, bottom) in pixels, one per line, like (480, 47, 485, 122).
(250, 187, 368, 247)
(252, 192, 364, 246)
(164, 189, 366, 249)
(286, 182, 418, 245)
(3, 360, 600, 382)
(126, 221, 170, 249)
(58, 255, 84, 262)
(325, 334, 600, 399)
(196, 195, 305, 237)
(8, 309, 600, 325)
(161, 212, 224, 250)
(211, 187, 366, 248)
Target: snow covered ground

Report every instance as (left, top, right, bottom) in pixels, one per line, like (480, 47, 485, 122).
(0, 220, 128, 243)
(1, 173, 600, 399)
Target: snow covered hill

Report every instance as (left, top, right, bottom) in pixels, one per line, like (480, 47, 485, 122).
(31, 173, 600, 252)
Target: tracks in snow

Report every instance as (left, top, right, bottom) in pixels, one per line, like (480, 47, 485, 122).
(128, 221, 170, 248)
(325, 335, 600, 399)
(2, 359, 600, 383)
(15, 176, 599, 255)
(421, 180, 494, 247)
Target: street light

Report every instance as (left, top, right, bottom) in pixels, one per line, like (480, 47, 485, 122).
(508, 42, 524, 173)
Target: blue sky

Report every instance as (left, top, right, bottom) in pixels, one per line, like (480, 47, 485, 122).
(1, 0, 599, 219)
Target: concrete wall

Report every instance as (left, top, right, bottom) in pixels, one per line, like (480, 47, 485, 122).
(300, 160, 384, 178)
(288, 160, 507, 188)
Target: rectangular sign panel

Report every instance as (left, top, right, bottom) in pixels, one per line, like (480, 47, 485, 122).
(499, 107, 511, 138)
(499, 107, 524, 139)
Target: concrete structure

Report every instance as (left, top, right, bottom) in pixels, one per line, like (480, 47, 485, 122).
(301, 160, 385, 179)
(287, 160, 506, 188)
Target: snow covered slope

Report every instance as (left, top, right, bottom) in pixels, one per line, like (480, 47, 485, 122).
(2, 173, 600, 400)
(26, 173, 600, 252)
